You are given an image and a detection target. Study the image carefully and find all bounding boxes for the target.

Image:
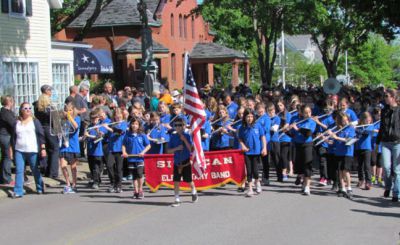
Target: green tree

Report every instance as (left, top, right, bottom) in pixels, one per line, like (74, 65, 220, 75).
(200, 0, 300, 88)
(337, 34, 400, 88)
(297, 0, 374, 78)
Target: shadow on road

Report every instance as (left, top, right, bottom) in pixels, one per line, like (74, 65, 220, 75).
(351, 209, 400, 218)
(86, 200, 173, 206)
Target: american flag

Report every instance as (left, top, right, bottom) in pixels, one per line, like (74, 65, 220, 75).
(183, 52, 207, 177)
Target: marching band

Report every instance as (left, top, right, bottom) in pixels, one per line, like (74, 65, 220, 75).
(1, 83, 399, 203)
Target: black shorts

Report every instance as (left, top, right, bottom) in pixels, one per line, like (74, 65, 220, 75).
(60, 152, 79, 165)
(132, 166, 144, 180)
(336, 156, 353, 171)
(371, 151, 382, 167)
(173, 159, 192, 183)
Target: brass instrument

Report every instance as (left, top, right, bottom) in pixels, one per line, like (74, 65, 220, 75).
(49, 105, 76, 148)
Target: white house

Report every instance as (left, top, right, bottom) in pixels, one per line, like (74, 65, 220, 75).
(0, 0, 90, 108)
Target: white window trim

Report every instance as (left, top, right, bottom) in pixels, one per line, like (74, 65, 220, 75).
(0, 57, 40, 109)
(8, 0, 27, 19)
(51, 61, 74, 107)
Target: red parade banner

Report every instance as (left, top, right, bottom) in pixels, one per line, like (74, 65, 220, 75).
(144, 150, 246, 192)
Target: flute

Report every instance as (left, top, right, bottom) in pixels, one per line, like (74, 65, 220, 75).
(313, 126, 337, 142)
(86, 121, 124, 131)
(315, 124, 351, 146)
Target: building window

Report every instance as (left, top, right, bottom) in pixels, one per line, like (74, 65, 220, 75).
(179, 14, 183, 38)
(183, 15, 187, 39)
(1, 61, 39, 109)
(52, 63, 72, 107)
(191, 16, 195, 39)
(170, 14, 174, 37)
(1, 0, 32, 17)
(171, 54, 176, 81)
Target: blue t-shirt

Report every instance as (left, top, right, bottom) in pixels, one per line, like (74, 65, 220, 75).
(279, 111, 292, 143)
(232, 122, 242, 150)
(87, 125, 103, 157)
(211, 120, 233, 149)
(123, 132, 150, 162)
(60, 116, 81, 154)
(372, 121, 381, 153)
(238, 123, 265, 155)
(269, 115, 281, 143)
(316, 115, 335, 148)
(108, 121, 128, 153)
(201, 120, 212, 151)
(160, 113, 171, 124)
(291, 118, 316, 144)
(256, 114, 271, 143)
(345, 108, 358, 124)
(355, 125, 374, 151)
(333, 126, 356, 156)
(148, 124, 169, 154)
(226, 102, 239, 119)
(99, 118, 112, 143)
(168, 132, 192, 165)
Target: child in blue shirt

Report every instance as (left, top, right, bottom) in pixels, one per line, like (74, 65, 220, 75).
(290, 105, 316, 195)
(265, 103, 281, 183)
(167, 118, 197, 207)
(329, 112, 356, 199)
(277, 99, 292, 182)
(147, 112, 169, 154)
(103, 108, 127, 193)
(355, 112, 374, 190)
(84, 110, 104, 189)
(59, 103, 81, 194)
(313, 100, 335, 186)
(122, 118, 151, 199)
(201, 119, 212, 152)
(371, 107, 383, 186)
(238, 109, 267, 197)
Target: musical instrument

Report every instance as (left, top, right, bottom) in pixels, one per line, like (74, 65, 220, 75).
(313, 126, 337, 142)
(126, 154, 142, 158)
(315, 124, 351, 146)
(86, 121, 124, 131)
(49, 105, 77, 148)
(323, 78, 341, 95)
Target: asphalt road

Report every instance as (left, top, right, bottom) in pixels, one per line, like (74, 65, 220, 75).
(0, 175, 399, 245)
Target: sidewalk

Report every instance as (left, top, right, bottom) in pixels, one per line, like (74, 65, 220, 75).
(0, 161, 90, 199)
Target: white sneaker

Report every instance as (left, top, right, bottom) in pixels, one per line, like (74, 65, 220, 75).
(256, 183, 262, 194)
(245, 190, 254, 197)
(171, 197, 181, 207)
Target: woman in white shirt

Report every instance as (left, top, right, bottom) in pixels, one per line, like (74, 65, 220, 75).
(12, 102, 46, 198)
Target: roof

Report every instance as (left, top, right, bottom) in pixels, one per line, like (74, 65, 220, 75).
(190, 42, 247, 60)
(51, 40, 93, 49)
(68, 0, 161, 28)
(114, 38, 169, 53)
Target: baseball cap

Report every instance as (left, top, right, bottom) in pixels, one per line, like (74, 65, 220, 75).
(41, 84, 53, 93)
(171, 90, 180, 97)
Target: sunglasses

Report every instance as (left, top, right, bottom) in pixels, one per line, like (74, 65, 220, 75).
(22, 107, 31, 111)
(174, 124, 183, 127)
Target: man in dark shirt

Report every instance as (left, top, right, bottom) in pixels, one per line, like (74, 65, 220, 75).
(0, 96, 16, 184)
(65, 85, 78, 107)
(76, 85, 89, 157)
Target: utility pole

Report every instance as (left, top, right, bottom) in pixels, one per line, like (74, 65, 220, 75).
(281, 30, 286, 89)
(345, 50, 349, 85)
